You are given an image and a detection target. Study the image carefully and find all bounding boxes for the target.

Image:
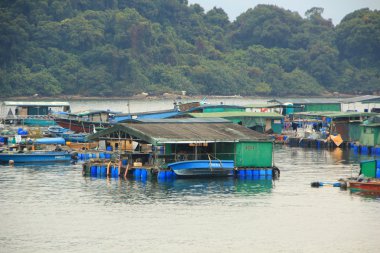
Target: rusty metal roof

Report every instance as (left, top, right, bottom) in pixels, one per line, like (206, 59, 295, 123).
(88, 122, 271, 145)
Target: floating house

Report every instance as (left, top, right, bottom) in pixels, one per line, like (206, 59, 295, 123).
(340, 95, 380, 113)
(294, 111, 377, 142)
(185, 112, 284, 134)
(87, 118, 276, 173)
(185, 104, 246, 113)
(245, 103, 283, 113)
(268, 98, 341, 114)
(359, 116, 380, 147)
(0, 101, 70, 126)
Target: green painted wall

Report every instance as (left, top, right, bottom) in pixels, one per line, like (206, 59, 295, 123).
(360, 126, 380, 146)
(360, 160, 376, 177)
(272, 121, 283, 134)
(348, 123, 361, 142)
(303, 103, 341, 112)
(235, 141, 273, 167)
(165, 144, 172, 155)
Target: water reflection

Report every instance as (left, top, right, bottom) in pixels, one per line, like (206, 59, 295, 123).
(81, 176, 274, 206)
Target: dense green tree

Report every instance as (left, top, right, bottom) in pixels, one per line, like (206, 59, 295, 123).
(0, 1, 379, 97)
(336, 9, 380, 68)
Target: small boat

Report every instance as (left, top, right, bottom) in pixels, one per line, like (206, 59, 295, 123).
(167, 160, 235, 177)
(0, 137, 72, 164)
(47, 126, 70, 136)
(346, 159, 380, 192)
(54, 110, 115, 133)
(347, 180, 380, 192)
(0, 151, 72, 164)
(61, 133, 88, 143)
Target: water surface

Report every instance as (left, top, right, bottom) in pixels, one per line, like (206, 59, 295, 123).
(1, 146, 379, 253)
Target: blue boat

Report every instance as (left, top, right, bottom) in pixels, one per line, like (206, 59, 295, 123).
(167, 160, 235, 177)
(61, 133, 88, 143)
(47, 126, 70, 136)
(0, 151, 72, 164)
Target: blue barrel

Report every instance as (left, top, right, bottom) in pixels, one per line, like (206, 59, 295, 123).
(238, 170, 246, 177)
(164, 171, 171, 178)
(266, 169, 273, 176)
(253, 170, 260, 176)
(259, 169, 266, 176)
(105, 153, 111, 159)
(158, 171, 166, 179)
(376, 168, 380, 179)
(99, 153, 105, 159)
(106, 146, 112, 151)
(90, 166, 97, 176)
(377, 160, 380, 169)
(92, 153, 97, 158)
(100, 166, 106, 176)
(353, 145, 359, 153)
(111, 166, 118, 177)
(376, 147, 380, 156)
(245, 170, 253, 177)
(122, 159, 128, 166)
(134, 169, 141, 178)
(141, 169, 148, 178)
(86, 153, 91, 160)
(361, 146, 368, 154)
(96, 166, 101, 175)
(77, 153, 82, 160)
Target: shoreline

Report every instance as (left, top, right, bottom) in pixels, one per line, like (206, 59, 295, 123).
(1, 93, 354, 101)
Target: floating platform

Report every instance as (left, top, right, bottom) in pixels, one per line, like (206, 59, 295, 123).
(81, 160, 280, 181)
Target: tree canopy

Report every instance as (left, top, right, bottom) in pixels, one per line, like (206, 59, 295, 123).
(0, 1, 379, 97)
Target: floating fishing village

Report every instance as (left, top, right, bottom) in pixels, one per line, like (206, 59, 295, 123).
(0, 96, 379, 191)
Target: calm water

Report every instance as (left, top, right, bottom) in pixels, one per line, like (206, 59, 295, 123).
(1, 146, 379, 253)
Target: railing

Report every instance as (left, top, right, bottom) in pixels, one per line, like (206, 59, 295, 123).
(159, 152, 236, 164)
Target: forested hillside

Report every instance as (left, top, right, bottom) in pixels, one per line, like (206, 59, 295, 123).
(0, 0, 379, 97)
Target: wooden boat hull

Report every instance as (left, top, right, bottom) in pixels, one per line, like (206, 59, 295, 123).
(0, 151, 72, 164)
(348, 181, 380, 192)
(167, 160, 234, 177)
(55, 118, 111, 133)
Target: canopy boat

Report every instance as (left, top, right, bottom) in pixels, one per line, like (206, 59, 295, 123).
(167, 160, 235, 177)
(54, 110, 116, 133)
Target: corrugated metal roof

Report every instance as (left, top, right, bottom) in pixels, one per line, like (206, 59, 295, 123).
(69, 110, 119, 116)
(88, 122, 271, 145)
(294, 111, 377, 118)
(119, 118, 231, 124)
(340, 95, 380, 103)
(3, 101, 70, 106)
(186, 104, 245, 112)
(268, 98, 341, 104)
(188, 112, 284, 119)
